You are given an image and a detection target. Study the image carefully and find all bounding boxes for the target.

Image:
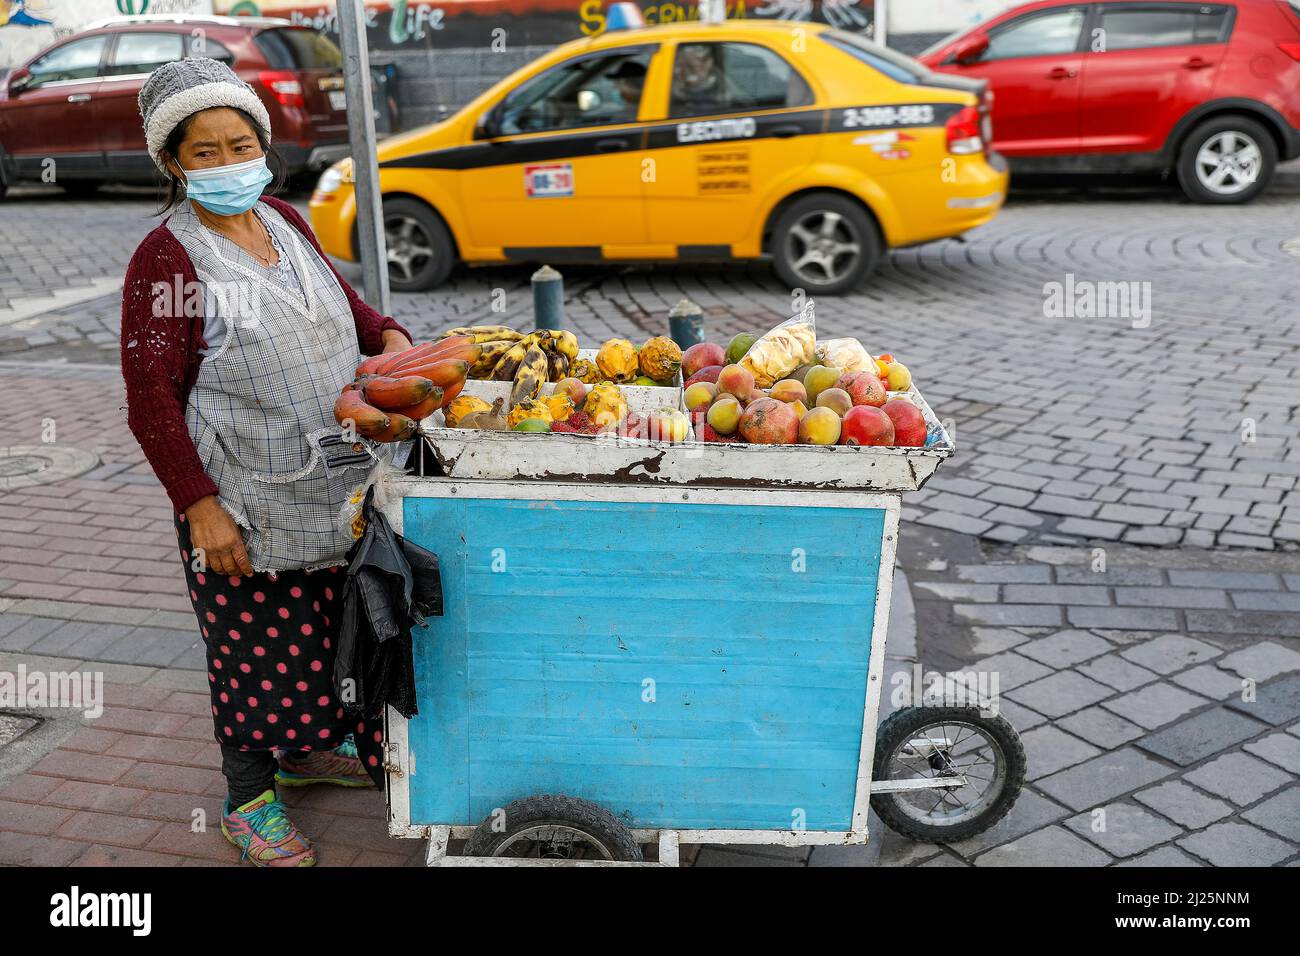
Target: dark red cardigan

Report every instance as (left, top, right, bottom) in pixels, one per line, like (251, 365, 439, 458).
(120, 196, 409, 514)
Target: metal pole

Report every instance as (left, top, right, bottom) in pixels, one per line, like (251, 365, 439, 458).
(337, 0, 391, 315)
(875, 0, 889, 47)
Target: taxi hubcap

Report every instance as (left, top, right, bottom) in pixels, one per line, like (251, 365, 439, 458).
(385, 214, 436, 281)
(787, 210, 861, 285)
(1195, 131, 1261, 196)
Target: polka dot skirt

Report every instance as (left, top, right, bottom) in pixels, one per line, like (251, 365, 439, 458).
(177, 514, 382, 772)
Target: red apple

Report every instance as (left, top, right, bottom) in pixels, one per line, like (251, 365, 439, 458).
(682, 342, 726, 378)
(684, 365, 724, 389)
(840, 406, 895, 447)
(882, 400, 927, 447)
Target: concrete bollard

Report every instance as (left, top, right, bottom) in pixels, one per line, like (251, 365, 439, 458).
(668, 298, 705, 348)
(531, 265, 565, 330)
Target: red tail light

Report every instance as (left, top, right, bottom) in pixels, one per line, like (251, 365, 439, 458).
(946, 105, 984, 155)
(1279, 42, 1300, 62)
(258, 70, 304, 108)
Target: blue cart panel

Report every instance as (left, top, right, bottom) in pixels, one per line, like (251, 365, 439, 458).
(401, 492, 889, 832)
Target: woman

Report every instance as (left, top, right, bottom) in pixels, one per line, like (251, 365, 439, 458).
(121, 58, 413, 867)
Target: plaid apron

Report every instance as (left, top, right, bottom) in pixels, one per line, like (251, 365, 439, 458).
(169, 201, 373, 572)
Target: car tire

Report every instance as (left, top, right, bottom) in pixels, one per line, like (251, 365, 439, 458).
(770, 192, 881, 296)
(61, 180, 100, 198)
(1176, 115, 1277, 205)
(381, 197, 455, 292)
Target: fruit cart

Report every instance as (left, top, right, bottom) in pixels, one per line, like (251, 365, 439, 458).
(375, 381, 1024, 866)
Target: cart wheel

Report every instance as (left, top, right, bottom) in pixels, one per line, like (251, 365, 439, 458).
(464, 795, 643, 862)
(870, 706, 1025, 843)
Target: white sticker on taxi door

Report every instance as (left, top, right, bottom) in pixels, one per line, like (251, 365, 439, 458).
(524, 163, 574, 198)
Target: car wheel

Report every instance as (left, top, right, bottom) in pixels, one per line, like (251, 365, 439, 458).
(381, 197, 455, 292)
(61, 180, 100, 198)
(1176, 115, 1277, 204)
(770, 193, 881, 296)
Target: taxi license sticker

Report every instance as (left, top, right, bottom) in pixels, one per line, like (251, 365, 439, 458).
(524, 163, 574, 198)
(697, 148, 751, 195)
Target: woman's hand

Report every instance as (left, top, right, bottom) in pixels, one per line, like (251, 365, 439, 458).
(381, 330, 413, 353)
(185, 495, 254, 577)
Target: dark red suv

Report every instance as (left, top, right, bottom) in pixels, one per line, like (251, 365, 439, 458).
(0, 14, 349, 199)
(919, 0, 1300, 202)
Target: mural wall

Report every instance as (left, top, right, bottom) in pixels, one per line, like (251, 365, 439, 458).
(212, 0, 879, 49)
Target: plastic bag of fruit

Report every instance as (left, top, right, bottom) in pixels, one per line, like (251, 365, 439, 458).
(739, 300, 818, 388)
(816, 337, 875, 373)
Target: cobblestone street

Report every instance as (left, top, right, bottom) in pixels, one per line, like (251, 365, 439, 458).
(1, 172, 1298, 867)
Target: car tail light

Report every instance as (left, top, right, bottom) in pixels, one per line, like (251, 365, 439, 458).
(1280, 42, 1300, 61)
(258, 70, 304, 108)
(946, 105, 984, 155)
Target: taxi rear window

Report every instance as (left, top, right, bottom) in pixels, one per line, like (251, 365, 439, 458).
(821, 30, 932, 85)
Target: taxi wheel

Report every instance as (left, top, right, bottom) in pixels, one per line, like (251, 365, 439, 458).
(771, 194, 880, 296)
(382, 198, 455, 292)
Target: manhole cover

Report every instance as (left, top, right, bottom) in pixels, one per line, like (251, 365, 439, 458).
(0, 712, 39, 747)
(0, 444, 99, 491)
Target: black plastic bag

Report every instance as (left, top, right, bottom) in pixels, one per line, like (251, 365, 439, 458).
(335, 487, 442, 724)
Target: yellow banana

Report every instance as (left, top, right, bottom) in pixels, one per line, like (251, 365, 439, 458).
(490, 341, 529, 381)
(472, 340, 515, 378)
(509, 343, 549, 407)
(440, 326, 523, 344)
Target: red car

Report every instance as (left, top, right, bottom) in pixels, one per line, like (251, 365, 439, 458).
(0, 14, 350, 200)
(919, 0, 1300, 202)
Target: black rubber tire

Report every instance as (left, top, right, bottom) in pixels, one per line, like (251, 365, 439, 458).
(1175, 114, 1277, 205)
(464, 794, 643, 862)
(870, 705, 1025, 844)
(769, 192, 881, 296)
(61, 180, 101, 198)
(381, 196, 456, 292)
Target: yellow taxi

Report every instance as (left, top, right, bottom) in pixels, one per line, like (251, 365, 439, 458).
(310, 15, 1008, 295)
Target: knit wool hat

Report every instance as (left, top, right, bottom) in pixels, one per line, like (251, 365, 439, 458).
(138, 58, 273, 172)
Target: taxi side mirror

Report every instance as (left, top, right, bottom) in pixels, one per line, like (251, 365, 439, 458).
(475, 109, 501, 140)
(952, 35, 989, 65)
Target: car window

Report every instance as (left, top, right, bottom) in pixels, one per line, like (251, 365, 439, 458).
(497, 49, 654, 135)
(27, 36, 108, 87)
(1096, 5, 1230, 50)
(983, 9, 1086, 60)
(254, 28, 342, 70)
(821, 30, 931, 84)
(669, 42, 813, 119)
(189, 37, 235, 65)
(108, 33, 185, 77)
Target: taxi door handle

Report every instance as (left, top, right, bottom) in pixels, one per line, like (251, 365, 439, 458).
(769, 123, 803, 139)
(1046, 67, 1077, 80)
(594, 138, 628, 153)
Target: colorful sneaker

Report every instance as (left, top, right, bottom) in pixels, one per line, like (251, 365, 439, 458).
(221, 790, 316, 867)
(276, 736, 374, 788)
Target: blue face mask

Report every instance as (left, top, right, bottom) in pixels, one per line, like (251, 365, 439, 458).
(181, 156, 273, 216)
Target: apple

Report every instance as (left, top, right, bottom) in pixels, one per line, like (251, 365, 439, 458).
(647, 407, 690, 443)
(682, 342, 726, 378)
